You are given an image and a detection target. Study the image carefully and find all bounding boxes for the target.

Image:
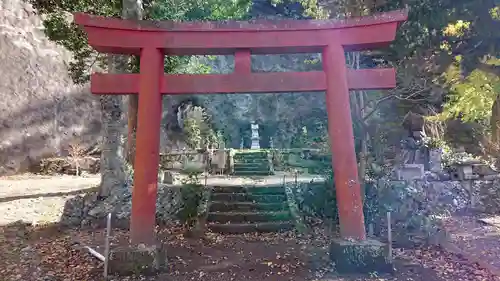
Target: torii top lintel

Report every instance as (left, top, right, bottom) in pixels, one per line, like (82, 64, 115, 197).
(74, 10, 407, 56)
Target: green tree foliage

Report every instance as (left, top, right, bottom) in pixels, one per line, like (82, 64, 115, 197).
(30, 0, 251, 83)
(435, 57, 500, 122)
(182, 106, 219, 149)
(375, 0, 500, 124)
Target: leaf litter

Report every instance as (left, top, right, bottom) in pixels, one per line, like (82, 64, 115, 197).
(0, 222, 499, 281)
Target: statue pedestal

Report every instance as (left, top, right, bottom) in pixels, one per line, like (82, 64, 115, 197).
(250, 137, 260, 149)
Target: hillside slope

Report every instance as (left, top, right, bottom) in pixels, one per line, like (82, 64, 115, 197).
(0, 0, 100, 175)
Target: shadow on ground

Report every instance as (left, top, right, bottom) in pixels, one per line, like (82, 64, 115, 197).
(0, 186, 99, 203)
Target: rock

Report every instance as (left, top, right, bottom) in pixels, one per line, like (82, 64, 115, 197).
(60, 195, 85, 227)
(161, 170, 180, 184)
(369, 180, 471, 245)
(108, 243, 167, 275)
(329, 238, 393, 274)
(474, 180, 500, 213)
(80, 183, 182, 226)
(60, 191, 98, 227)
(424, 171, 440, 181)
(429, 148, 443, 172)
(396, 164, 425, 181)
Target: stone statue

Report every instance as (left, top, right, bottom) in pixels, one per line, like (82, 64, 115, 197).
(250, 121, 260, 149)
(400, 112, 430, 169)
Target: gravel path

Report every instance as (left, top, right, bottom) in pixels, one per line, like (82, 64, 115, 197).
(0, 174, 100, 225)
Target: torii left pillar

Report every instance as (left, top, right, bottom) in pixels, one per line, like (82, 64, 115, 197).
(129, 47, 164, 244)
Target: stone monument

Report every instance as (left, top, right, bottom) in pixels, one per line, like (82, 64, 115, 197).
(397, 112, 428, 180)
(250, 122, 260, 149)
(429, 148, 443, 172)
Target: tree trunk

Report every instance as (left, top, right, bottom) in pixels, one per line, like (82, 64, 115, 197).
(98, 0, 143, 198)
(491, 94, 500, 144)
(127, 96, 138, 165)
(124, 0, 143, 167)
(490, 94, 500, 168)
(98, 56, 128, 198)
(347, 52, 369, 201)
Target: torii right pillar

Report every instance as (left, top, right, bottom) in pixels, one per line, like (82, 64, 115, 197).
(323, 43, 366, 241)
(323, 43, 393, 273)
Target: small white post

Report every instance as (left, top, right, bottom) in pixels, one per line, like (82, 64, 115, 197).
(104, 213, 112, 278)
(387, 211, 392, 262)
(368, 223, 374, 237)
(205, 170, 208, 187)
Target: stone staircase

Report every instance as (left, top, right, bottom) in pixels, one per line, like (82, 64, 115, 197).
(232, 151, 274, 176)
(207, 185, 294, 234)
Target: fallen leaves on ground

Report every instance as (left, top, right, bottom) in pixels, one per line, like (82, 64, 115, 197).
(0, 222, 499, 281)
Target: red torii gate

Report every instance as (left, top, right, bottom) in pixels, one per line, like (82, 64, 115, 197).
(75, 10, 407, 245)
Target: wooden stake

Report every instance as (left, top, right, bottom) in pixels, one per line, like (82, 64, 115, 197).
(104, 213, 112, 279)
(387, 211, 392, 262)
(84, 246, 105, 262)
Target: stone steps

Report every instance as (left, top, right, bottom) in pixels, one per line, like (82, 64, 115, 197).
(232, 151, 274, 176)
(234, 158, 269, 164)
(233, 152, 268, 160)
(232, 170, 273, 176)
(207, 221, 294, 234)
(211, 193, 286, 203)
(212, 185, 285, 195)
(234, 163, 269, 170)
(207, 184, 292, 234)
(207, 211, 291, 223)
(210, 201, 287, 212)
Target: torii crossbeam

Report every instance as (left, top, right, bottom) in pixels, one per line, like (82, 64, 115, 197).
(75, 10, 407, 245)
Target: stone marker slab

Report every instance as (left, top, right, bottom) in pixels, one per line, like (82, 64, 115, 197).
(330, 238, 393, 274)
(396, 164, 424, 181)
(108, 243, 167, 276)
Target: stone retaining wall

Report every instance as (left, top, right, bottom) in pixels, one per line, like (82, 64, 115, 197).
(61, 183, 184, 228)
(284, 178, 500, 245)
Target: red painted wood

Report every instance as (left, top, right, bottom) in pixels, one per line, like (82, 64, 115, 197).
(89, 69, 395, 94)
(129, 47, 164, 244)
(75, 11, 407, 55)
(74, 10, 407, 244)
(323, 44, 366, 240)
(82, 24, 399, 55)
(234, 50, 252, 73)
(75, 10, 406, 32)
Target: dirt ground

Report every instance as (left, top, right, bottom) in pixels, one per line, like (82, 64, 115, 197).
(0, 174, 100, 225)
(1, 175, 499, 281)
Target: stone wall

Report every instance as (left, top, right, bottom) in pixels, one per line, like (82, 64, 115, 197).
(159, 149, 232, 174)
(367, 178, 500, 245)
(284, 176, 500, 245)
(61, 183, 184, 228)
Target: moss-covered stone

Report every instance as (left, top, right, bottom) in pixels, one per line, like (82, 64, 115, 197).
(329, 238, 393, 274)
